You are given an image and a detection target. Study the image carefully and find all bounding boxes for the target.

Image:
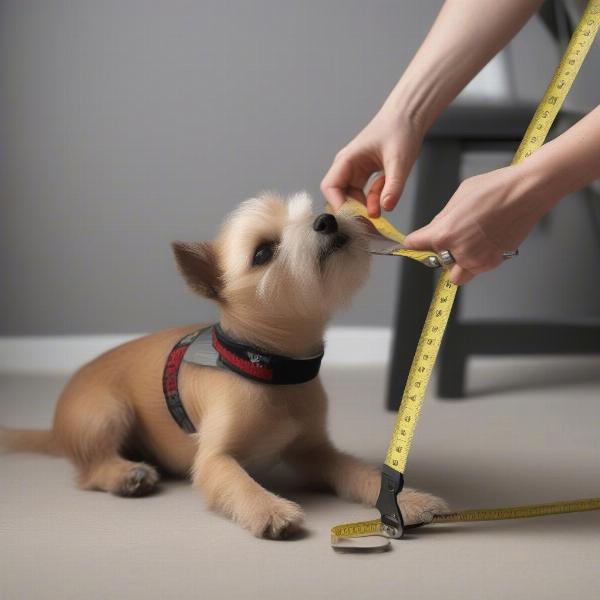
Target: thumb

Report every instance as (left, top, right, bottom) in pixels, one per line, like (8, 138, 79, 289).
(380, 158, 406, 211)
(404, 225, 434, 250)
(449, 264, 474, 286)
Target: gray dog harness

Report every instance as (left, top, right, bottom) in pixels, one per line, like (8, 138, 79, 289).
(162, 324, 324, 434)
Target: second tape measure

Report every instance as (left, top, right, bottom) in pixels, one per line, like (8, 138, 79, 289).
(332, 0, 600, 551)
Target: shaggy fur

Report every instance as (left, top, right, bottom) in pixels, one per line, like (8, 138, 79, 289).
(0, 192, 447, 538)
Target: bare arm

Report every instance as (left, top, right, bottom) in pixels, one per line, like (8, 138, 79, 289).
(404, 104, 600, 284)
(321, 0, 545, 215)
(385, 0, 545, 131)
(526, 103, 600, 202)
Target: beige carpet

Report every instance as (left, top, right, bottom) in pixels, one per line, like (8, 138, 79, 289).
(2, 357, 600, 599)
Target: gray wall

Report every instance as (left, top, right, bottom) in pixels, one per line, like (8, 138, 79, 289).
(1, 0, 599, 335)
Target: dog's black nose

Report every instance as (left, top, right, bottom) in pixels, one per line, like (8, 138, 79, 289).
(313, 213, 338, 235)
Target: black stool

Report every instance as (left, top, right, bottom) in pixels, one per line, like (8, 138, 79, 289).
(386, 103, 600, 408)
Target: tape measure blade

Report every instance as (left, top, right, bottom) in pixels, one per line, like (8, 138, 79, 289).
(330, 518, 391, 552)
(384, 271, 458, 473)
(339, 198, 407, 244)
(513, 0, 600, 164)
(432, 497, 600, 524)
(330, 2, 600, 548)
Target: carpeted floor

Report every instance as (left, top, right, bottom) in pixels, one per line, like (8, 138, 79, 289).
(2, 357, 600, 599)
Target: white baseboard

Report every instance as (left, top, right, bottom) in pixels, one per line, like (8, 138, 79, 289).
(0, 327, 392, 374)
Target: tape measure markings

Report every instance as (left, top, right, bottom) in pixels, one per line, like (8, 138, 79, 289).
(432, 497, 600, 523)
(331, 0, 600, 550)
(384, 273, 457, 472)
(513, 1, 600, 163)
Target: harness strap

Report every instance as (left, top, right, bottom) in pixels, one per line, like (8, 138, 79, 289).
(162, 329, 204, 434)
(162, 324, 325, 434)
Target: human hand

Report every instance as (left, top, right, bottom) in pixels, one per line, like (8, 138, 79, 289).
(320, 110, 425, 218)
(403, 163, 554, 285)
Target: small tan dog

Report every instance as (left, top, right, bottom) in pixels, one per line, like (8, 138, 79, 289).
(1, 192, 446, 538)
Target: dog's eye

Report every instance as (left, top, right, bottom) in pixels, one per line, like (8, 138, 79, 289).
(252, 242, 276, 267)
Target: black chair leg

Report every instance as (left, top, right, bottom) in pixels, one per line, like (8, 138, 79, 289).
(386, 140, 461, 410)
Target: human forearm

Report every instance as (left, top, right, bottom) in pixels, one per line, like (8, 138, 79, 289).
(403, 104, 600, 285)
(382, 0, 544, 130)
(321, 0, 546, 217)
(518, 104, 600, 216)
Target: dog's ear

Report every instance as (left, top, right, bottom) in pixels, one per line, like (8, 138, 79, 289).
(171, 241, 222, 300)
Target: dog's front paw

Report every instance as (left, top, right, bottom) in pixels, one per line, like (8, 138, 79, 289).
(247, 496, 304, 540)
(117, 463, 160, 497)
(398, 488, 448, 526)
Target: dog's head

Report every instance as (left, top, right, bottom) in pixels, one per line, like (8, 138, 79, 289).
(172, 192, 370, 327)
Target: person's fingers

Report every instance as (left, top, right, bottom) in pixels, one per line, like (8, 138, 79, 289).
(449, 264, 474, 285)
(365, 175, 385, 217)
(405, 225, 475, 284)
(403, 225, 437, 250)
(380, 157, 406, 212)
(320, 158, 353, 210)
(321, 186, 348, 212)
(347, 186, 367, 206)
(324, 186, 366, 214)
(322, 182, 367, 214)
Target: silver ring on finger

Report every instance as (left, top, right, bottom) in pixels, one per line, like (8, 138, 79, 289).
(438, 249, 456, 267)
(502, 250, 519, 260)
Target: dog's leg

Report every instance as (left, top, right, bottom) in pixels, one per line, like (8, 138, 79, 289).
(54, 384, 160, 497)
(284, 437, 447, 525)
(78, 456, 160, 497)
(192, 450, 304, 539)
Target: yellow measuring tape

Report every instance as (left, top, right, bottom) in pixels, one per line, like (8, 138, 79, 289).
(331, 0, 600, 551)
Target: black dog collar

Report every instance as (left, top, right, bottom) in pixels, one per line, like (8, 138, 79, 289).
(209, 324, 324, 384)
(163, 324, 324, 433)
